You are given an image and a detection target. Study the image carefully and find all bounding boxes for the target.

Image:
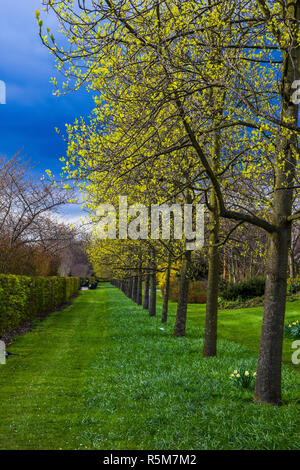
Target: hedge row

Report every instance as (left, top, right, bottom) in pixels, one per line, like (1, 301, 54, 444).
(80, 277, 96, 286)
(220, 277, 265, 301)
(0, 275, 80, 336)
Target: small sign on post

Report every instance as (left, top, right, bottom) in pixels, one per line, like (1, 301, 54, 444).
(0, 340, 6, 364)
(0, 80, 6, 105)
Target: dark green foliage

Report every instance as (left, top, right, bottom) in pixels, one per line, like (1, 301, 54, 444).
(0, 275, 80, 336)
(0, 275, 31, 334)
(220, 277, 265, 301)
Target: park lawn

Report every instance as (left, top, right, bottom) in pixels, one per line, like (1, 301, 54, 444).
(156, 295, 300, 365)
(0, 284, 299, 450)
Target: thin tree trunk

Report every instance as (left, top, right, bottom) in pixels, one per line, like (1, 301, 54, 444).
(203, 117, 221, 357)
(143, 273, 150, 310)
(203, 197, 220, 357)
(133, 275, 138, 303)
(223, 254, 226, 281)
(231, 253, 236, 283)
(174, 251, 191, 337)
(131, 276, 136, 301)
(137, 272, 142, 305)
(289, 250, 295, 278)
(162, 253, 171, 323)
(149, 253, 156, 317)
(128, 277, 133, 299)
(249, 257, 253, 279)
(127, 279, 131, 297)
(130, 277, 134, 299)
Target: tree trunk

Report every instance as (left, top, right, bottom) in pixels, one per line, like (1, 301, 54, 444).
(289, 250, 295, 278)
(162, 253, 171, 323)
(137, 273, 143, 305)
(174, 251, 191, 337)
(133, 275, 138, 303)
(223, 254, 226, 281)
(203, 199, 220, 357)
(128, 277, 133, 299)
(254, 1, 298, 405)
(126, 279, 131, 297)
(130, 277, 134, 299)
(231, 255, 236, 283)
(254, 227, 291, 405)
(143, 273, 150, 310)
(249, 257, 253, 279)
(149, 254, 157, 317)
(203, 118, 220, 357)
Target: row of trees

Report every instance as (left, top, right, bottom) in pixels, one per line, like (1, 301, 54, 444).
(40, 0, 300, 405)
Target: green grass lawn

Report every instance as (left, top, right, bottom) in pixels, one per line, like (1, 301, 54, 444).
(159, 295, 300, 365)
(0, 284, 299, 450)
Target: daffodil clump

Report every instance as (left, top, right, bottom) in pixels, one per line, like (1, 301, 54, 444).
(229, 368, 256, 389)
(284, 320, 300, 340)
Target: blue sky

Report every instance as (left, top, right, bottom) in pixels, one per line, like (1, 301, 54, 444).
(0, 1, 94, 219)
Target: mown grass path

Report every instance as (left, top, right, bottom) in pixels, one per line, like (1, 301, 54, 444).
(0, 284, 299, 450)
(0, 287, 109, 449)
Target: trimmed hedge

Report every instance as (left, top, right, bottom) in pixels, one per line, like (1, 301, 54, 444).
(220, 277, 265, 301)
(0, 275, 80, 336)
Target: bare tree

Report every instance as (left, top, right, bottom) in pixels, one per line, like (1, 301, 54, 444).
(0, 153, 76, 275)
